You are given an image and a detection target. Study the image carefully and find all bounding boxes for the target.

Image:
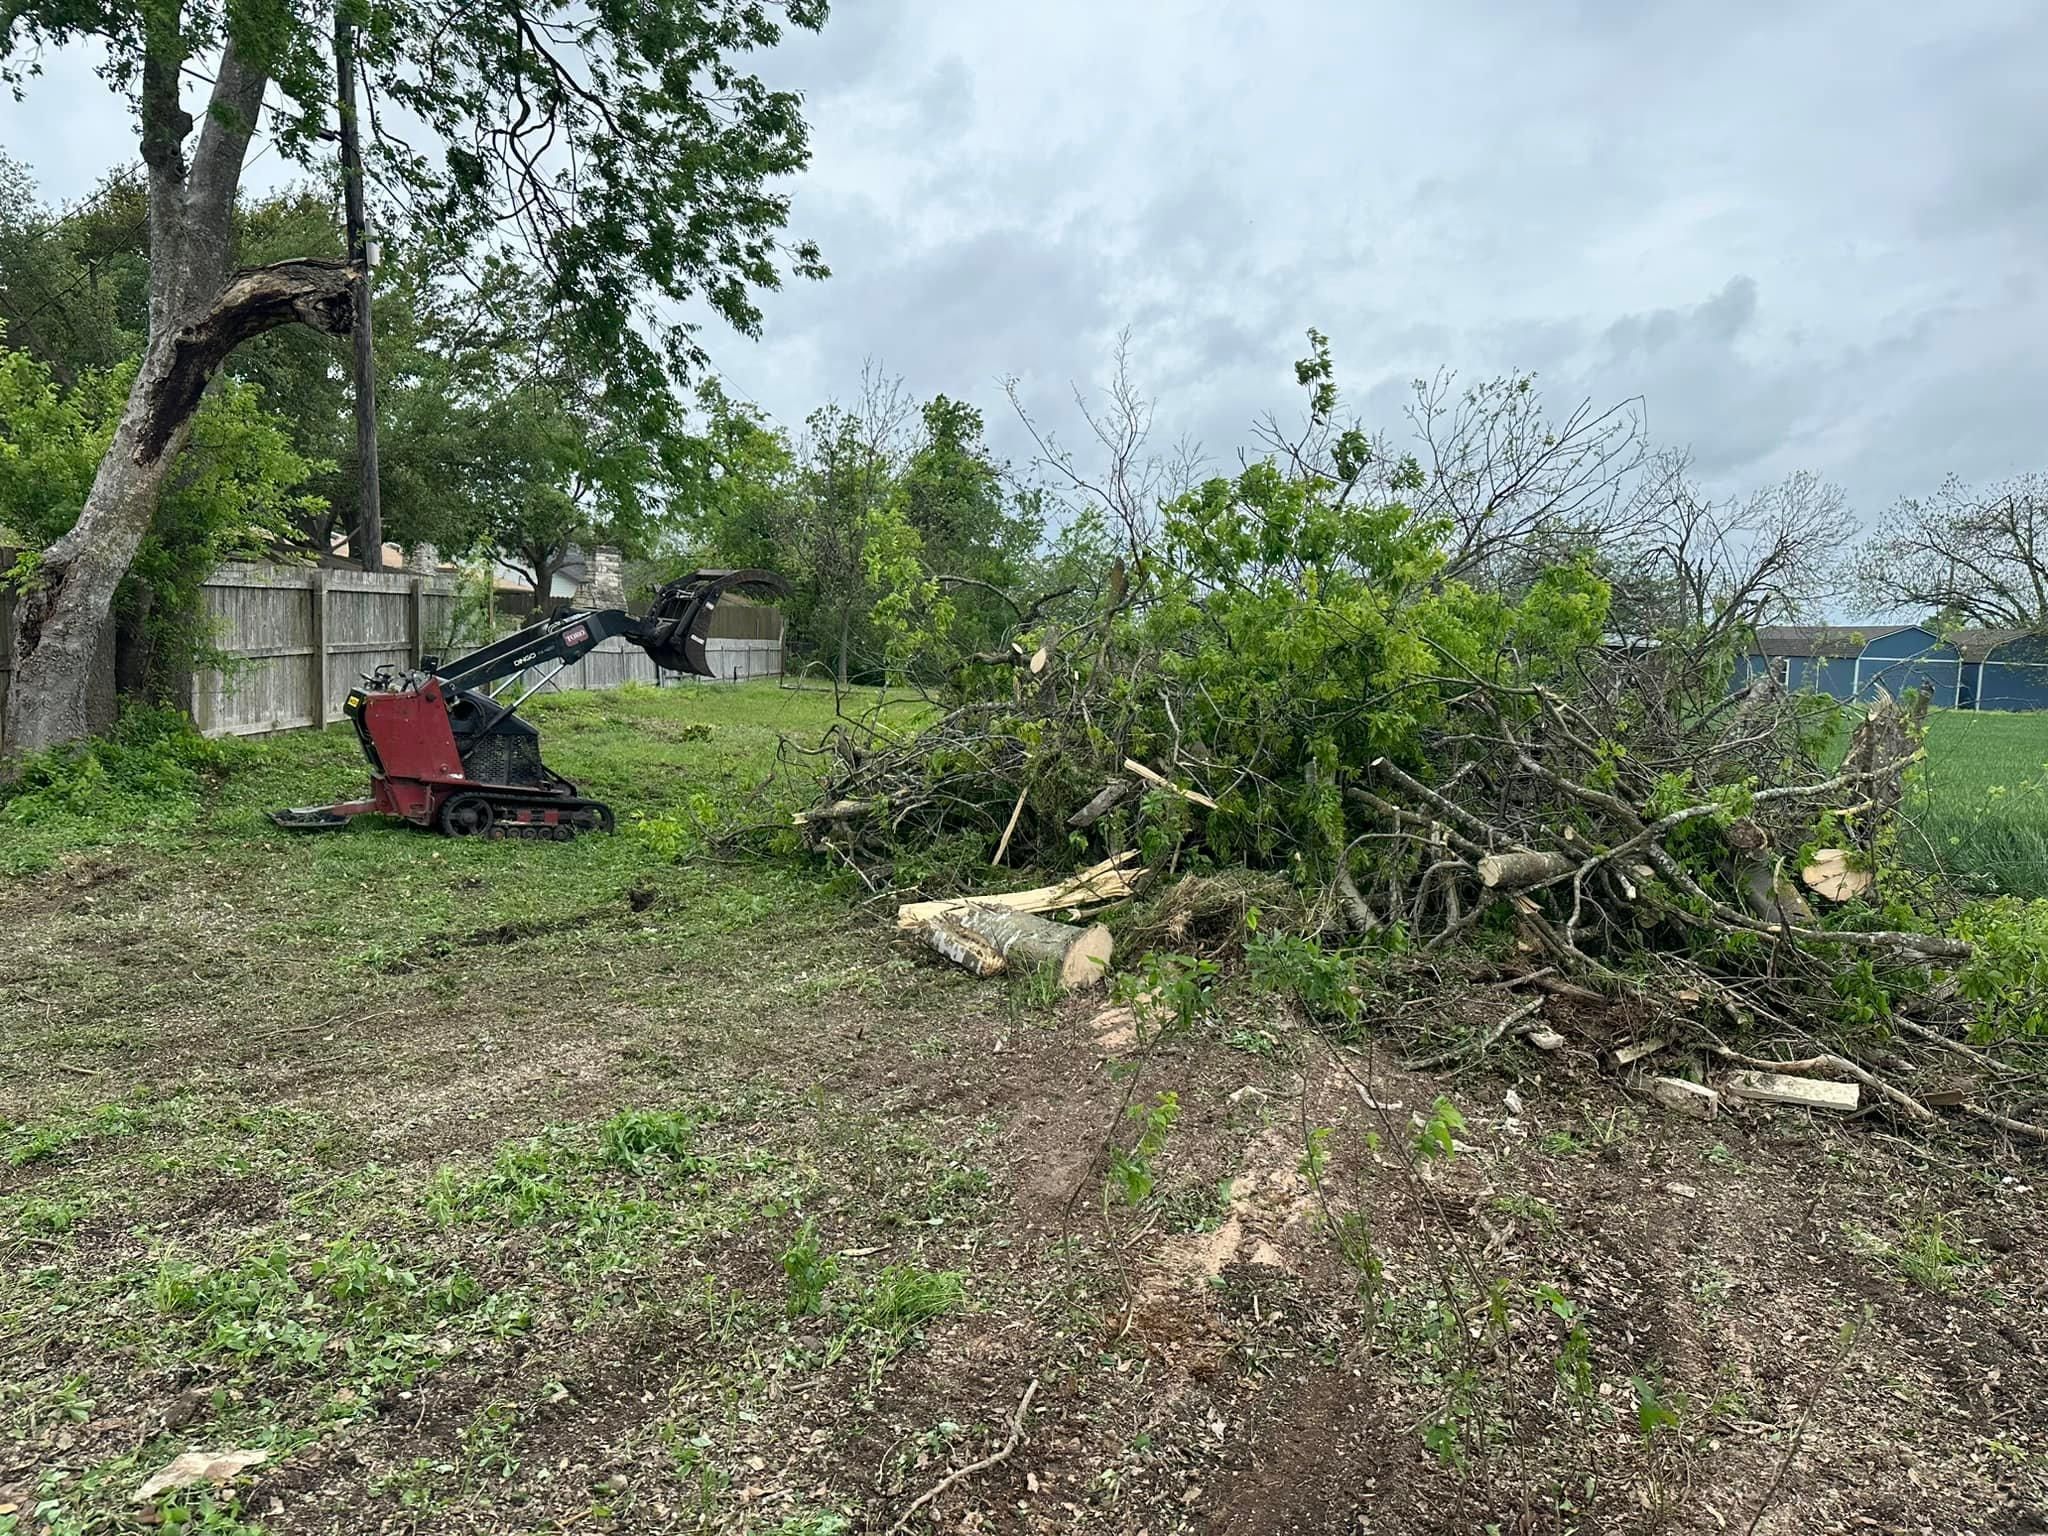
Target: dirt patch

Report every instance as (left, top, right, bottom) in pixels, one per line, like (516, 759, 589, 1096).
(5, 688, 2047, 1535)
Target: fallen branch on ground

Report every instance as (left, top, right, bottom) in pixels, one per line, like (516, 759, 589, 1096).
(1408, 995, 1546, 1071)
(886, 1377, 1041, 1536)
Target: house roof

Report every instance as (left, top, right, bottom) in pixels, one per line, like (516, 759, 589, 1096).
(1947, 627, 2031, 661)
(1752, 625, 1913, 658)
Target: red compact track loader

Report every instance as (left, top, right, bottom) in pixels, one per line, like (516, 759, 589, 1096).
(270, 568, 786, 840)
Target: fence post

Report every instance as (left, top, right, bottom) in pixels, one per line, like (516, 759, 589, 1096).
(309, 569, 330, 728)
(409, 576, 426, 666)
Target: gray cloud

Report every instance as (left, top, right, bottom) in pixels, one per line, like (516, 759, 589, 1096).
(5, 0, 2045, 541)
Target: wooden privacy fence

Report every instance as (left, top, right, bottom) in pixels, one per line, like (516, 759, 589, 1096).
(0, 559, 785, 746)
(190, 563, 454, 736)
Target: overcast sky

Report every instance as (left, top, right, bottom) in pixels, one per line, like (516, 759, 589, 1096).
(6, 0, 2045, 529)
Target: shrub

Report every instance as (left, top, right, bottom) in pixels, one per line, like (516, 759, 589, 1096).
(1950, 898, 2048, 1039)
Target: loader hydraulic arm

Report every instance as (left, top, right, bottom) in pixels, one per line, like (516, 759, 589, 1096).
(429, 608, 645, 693)
(426, 567, 790, 692)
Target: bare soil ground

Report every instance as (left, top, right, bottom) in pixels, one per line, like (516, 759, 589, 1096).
(2, 685, 2044, 1535)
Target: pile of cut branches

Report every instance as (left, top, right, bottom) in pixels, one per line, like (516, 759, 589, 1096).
(773, 337, 2048, 1142)
(1342, 658, 1962, 975)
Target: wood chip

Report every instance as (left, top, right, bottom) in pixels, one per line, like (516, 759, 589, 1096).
(134, 1450, 269, 1502)
(1649, 1076, 1720, 1117)
(1613, 1038, 1667, 1066)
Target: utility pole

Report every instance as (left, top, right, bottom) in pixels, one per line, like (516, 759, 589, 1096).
(335, 6, 382, 572)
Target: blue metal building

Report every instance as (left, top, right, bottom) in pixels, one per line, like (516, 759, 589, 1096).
(1965, 631, 2048, 711)
(1742, 625, 2048, 711)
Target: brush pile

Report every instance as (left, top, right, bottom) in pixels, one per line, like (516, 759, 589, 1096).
(778, 341, 2048, 1142)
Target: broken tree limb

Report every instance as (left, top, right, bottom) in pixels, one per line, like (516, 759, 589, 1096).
(1333, 861, 1381, 933)
(990, 783, 1029, 866)
(793, 798, 872, 828)
(1477, 850, 1573, 889)
(1960, 1103, 2048, 1145)
(1067, 779, 1135, 830)
(1638, 841, 1971, 960)
(897, 852, 1143, 930)
(1737, 860, 1815, 925)
(1123, 757, 1219, 810)
(1892, 1017, 2008, 1072)
(1409, 995, 1545, 1070)
(887, 1378, 1041, 1536)
(923, 904, 1114, 990)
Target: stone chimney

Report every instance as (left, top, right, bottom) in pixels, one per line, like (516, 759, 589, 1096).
(404, 542, 441, 576)
(575, 546, 627, 609)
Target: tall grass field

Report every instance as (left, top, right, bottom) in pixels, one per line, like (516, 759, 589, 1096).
(1915, 710, 2048, 896)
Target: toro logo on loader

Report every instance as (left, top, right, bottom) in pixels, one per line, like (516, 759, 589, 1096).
(563, 624, 590, 648)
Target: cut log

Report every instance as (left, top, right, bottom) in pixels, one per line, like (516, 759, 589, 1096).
(924, 904, 1114, 990)
(1721, 1070, 1860, 1113)
(1801, 849, 1873, 903)
(1477, 850, 1574, 889)
(896, 852, 1142, 930)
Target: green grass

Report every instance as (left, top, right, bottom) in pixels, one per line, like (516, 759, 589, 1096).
(0, 679, 908, 880)
(1914, 711, 2048, 896)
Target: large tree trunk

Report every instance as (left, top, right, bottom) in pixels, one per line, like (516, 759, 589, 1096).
(113, 584, 156, 701)
(0, 37, 361, 757)
(3, 262, 356, 754)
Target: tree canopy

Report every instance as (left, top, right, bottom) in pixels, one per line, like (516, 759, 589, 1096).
(1853, 473, 2048, 631)
(1, 0, 830, 751)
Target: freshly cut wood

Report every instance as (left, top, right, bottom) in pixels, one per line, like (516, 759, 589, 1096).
(922, 916, 1005, 977)
(1477, 850, 1574, 888)
(1802, 849, 1873, 902)
(896, 852, 1142, 930)
(792, 798, 873, 828)
(1721, 1070, 1859, 1113)
(1122, 758, 1219, 810)
(923, 904, 1113, 990)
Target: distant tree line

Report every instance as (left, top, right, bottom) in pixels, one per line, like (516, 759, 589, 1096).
(7, 146, 2048, 731)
